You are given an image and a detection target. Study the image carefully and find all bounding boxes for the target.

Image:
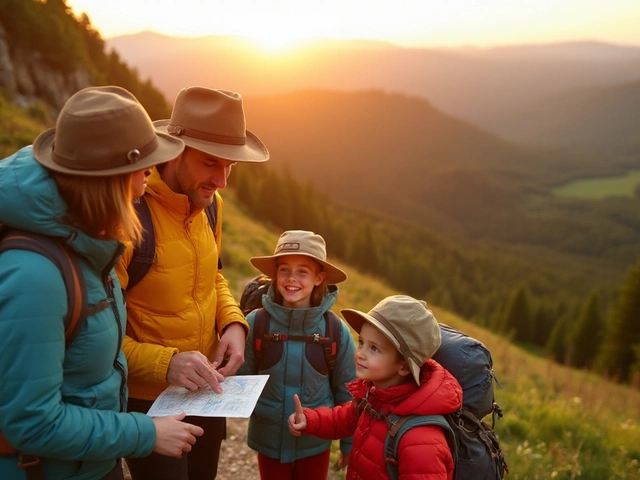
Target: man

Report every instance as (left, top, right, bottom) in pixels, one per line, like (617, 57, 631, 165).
(116, 87, 270, 480)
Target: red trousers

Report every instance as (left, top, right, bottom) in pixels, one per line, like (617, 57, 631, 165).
(257, 448, 331, 480)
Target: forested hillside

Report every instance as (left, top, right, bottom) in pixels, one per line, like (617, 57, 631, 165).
(230, 164, 640, 382)
(0, 0, 169, 119)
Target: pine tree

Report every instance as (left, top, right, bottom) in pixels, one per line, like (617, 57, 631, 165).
(546, 315, 570, 364)
(570, 291, 602, 369)
(503, 285, 532, 343)
(597, 258, 640, 382)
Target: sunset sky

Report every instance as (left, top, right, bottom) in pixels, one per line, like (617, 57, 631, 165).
(66, 0, 640, 49)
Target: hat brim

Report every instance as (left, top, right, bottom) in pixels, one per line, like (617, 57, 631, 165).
(154, 119, 269, 163)
(250, 252, 347, 284)
(342, 308, 421, 384)
(33, 127, 184, 177)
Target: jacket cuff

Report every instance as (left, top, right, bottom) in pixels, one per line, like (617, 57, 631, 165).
(155, 347, 180, 383)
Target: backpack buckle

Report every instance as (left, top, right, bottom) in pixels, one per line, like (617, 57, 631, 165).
(272, 332, 281, 341)
(312, 333, 322, 343)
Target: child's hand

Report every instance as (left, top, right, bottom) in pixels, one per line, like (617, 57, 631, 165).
(337, 451, 349, 469)
(288, 394, 307, 437)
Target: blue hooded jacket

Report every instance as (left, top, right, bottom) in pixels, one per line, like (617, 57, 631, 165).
(0, 147, 156, 479)
(238, 283, 356, 463)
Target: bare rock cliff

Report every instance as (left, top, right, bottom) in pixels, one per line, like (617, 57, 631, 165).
(0, 24, 92, 113)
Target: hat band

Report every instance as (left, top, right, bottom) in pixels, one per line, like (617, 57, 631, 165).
(369, 310, 415, 363)
(167, 124, 246, 146)
(51, 137, 159, 171)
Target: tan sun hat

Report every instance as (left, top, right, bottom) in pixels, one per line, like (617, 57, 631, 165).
(342, 295, 441, 385)
(250, 230, 347, 284)
(154, 86, 269, 163)
(33, 86, 184, 176)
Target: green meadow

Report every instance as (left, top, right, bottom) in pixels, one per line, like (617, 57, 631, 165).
(222, 190, 640, 480)
(553, 171, 640, 199)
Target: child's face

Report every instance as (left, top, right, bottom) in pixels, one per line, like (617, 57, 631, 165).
(275, 255, 326, 309)
(355, 322, 411, 389)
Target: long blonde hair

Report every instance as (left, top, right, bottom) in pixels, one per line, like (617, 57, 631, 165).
(53, 172, 142, 244)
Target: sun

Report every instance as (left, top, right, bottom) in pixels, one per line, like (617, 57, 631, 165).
(243, 31, 309, 51)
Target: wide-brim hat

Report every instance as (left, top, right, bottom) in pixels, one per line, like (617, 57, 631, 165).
(154, 86, 269, 163)
(250, 230, 347, 284)
(342, 295, 441, 384)
(33, 86, 184, 176)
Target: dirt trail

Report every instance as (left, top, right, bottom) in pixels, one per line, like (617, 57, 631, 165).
(124, 417, 343, 480)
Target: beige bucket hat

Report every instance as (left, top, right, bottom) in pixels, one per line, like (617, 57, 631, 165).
(33, 86, 184, 176)
(250, 230, 347, 284)
(342, 295, 442, 385)
(154, 86, 269, 163)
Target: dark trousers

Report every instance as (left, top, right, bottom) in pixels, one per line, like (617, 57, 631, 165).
(103, 459, 125, 480)
(257, 449, 331, 480)
(126, 398, 227, 480)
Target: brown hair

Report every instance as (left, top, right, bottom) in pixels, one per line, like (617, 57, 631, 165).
(53, 172, 142, 244)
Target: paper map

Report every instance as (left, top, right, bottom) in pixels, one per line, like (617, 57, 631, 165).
(147, 375, 269, 418)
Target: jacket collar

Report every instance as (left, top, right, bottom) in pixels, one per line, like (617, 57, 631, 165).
(146, 167, 204, 222)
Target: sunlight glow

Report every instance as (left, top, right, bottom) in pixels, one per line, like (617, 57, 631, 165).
(66, 0, 640, 48)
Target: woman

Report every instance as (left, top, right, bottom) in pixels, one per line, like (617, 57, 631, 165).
(0, 86, 203, 480)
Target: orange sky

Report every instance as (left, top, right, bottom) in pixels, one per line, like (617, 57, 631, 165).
(66, 0, 640, 49)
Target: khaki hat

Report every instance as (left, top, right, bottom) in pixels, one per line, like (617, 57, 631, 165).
(342, 295, 441, 385)
(250, 230, 347, 284)
(33, 86, 184, 176)
(154, 87, 269, 163)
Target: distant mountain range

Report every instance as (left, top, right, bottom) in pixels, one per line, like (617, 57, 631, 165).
(108, 32, 640, 153)
(240, 89, 620, 237)
(490, 79, 640, 154)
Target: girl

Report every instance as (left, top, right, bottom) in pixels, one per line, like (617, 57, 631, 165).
(0, 86, 203, 480)
(239, 230, 356, 480)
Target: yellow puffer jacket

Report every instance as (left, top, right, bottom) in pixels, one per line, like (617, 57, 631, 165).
(116, 168, 247, 401)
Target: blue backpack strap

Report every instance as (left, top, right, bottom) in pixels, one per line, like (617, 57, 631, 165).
(205, 195, 222, 270)
(127, 196, 155, 291)
(384, 413, 457, 480)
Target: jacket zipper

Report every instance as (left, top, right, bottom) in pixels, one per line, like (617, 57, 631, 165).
(103, 243, 127, 412)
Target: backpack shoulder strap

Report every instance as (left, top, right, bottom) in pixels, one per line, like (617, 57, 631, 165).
(323, 311, 342, 377)
(0, 227, 101, 349)
(205, 195, 222, 270)
(253, 307, 271, 366)
(384, 413, 457, 480)
(127, 196, 155, 291)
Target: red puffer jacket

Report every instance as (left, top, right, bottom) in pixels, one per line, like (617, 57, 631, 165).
(303, 359, 462, 480)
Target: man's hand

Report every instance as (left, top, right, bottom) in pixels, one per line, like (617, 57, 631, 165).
(214, 323, 246, 376)
(288, 394, 307, 437)
(152, 413, 204, 458)
(167, 351, 224, 394)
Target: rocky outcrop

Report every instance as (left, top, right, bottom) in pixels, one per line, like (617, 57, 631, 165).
(0, 24, 92, 114)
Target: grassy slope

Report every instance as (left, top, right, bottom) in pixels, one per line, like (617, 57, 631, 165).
(221, 189, 640, 480)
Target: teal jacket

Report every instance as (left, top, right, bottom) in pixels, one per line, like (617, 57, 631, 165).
(0, 147, 156, 479)
(238, 284, 356, 463)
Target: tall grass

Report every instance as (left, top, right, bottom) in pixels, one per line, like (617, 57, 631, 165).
(221, 189, 640, 479)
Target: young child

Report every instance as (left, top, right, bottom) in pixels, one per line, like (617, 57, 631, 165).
(288, 295, 463, 480)
(238, 230, 357, 480)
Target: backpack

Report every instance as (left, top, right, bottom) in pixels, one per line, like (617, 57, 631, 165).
(0, 224, 109, 349)
(0, 225, 110, 478)
(360, 323, 509, 480)
(240, 275, 342, 377)
(126, 195, 219, 290)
